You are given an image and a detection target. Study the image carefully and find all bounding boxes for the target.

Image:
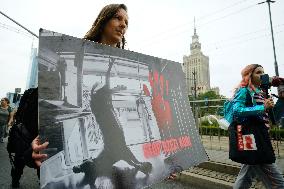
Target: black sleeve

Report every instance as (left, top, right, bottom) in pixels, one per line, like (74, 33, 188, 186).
(24, 146, 38, 168)
(273, 98, 284, 124)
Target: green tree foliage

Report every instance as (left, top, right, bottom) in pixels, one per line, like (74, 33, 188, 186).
(188, 90, 226, 117)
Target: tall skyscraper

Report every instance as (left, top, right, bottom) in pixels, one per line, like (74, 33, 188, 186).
(183, 24, 210, 96)
(26, 48, 38, 89)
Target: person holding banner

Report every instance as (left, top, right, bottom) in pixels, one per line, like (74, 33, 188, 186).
(33, 3, 166, 188)
(82, 4, 154, 187)
(229, 64, 284, 189)
(84, 4, 128, 49)
(32, 2, 129, 167)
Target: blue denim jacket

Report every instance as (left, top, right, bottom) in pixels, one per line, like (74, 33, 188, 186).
(232, 87, 265, 119)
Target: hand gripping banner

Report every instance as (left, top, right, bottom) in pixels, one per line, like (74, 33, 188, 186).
(38, 29, 208, 189)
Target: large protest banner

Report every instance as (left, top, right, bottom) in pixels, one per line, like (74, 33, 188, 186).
(38, 29, 208, 189)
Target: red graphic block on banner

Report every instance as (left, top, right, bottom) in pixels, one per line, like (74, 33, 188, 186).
(148, 71, 172, 128)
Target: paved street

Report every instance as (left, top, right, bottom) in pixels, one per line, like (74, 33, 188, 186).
(1, 135, 284, 189)
(201, 135, 284, 173)
(0, 138, 200, 189)
(0, 138, 39, 189)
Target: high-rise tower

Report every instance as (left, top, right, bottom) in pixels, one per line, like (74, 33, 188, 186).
(183, 20, 210, 96)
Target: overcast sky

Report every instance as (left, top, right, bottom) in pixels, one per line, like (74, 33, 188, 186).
(1, 0, 283, 98)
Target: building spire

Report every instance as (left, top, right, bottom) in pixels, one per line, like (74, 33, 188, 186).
(194, 17, 196, 35)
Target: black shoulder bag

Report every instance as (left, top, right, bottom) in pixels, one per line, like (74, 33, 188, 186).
(228, 90, 276, 165)
(7, 122, 33, 155)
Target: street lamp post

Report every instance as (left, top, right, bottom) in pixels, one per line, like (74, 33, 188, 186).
(193, 69, 197, 99)
(192, 69, 199, 129)
(184, 69, 199, 128)
(258, 0, 279, 76)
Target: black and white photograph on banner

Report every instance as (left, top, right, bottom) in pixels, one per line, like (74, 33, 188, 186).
(38, 29, 208, 189)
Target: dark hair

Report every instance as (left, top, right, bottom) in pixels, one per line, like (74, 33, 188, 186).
(14, 88, 38, 138)
(2, 97, 10, 104)
(84, 4, 127, 49)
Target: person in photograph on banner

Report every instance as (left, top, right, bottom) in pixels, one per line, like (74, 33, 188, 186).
(35, 3, 207, 189)
(73, 57, 153, 188)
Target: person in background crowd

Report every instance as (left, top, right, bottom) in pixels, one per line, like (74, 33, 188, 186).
(0, 97, 13, 143)
(274, 84, 284, 124)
